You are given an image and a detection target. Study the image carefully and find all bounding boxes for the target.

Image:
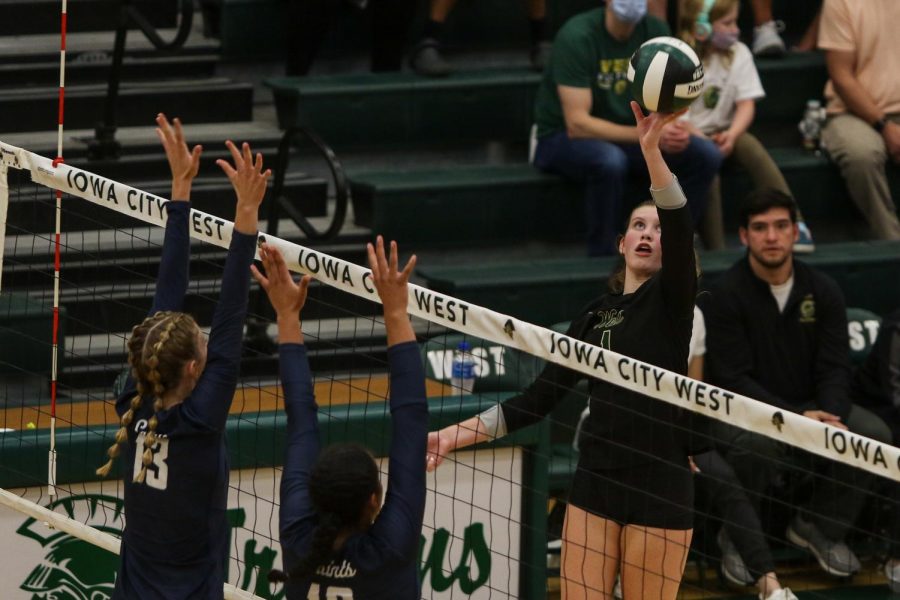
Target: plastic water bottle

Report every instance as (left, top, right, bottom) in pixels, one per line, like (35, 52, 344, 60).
(798, 99, 826, 150)
(450, 341, 476, 394)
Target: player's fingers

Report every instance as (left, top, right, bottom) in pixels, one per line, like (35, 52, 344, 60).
(375, 235, 389, 274)
(400, 254, 417, 282)
(298, 274, 312, 296)
(630, 101, 645, 124)
(270, 245, 290, 279)
(250, 265, 269, 289)
(156, 113, 173, 140)
(216, 158, 237, 179)
(173, 117, 186, 145)
(388, 240, 399, 275)
(225, 140, 243, 169)
(366, 243, 380, 280)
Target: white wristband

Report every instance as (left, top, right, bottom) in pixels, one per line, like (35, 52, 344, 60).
(477, 404, 509, 440)
(650, 174, 687, 209)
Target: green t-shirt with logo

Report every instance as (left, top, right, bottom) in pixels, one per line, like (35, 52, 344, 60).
(534, 8, 670, 138)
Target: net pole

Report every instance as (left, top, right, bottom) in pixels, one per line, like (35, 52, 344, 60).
(48, 0, 68, 499)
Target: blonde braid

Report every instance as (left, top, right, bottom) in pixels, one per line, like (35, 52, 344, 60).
(96, 313, 170, 478)
(135, 314, 185, 484)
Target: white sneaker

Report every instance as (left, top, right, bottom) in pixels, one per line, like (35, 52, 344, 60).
(885, 560, 900, 594)
(761, 588, 799, 600)
(793, 221, 815, 253)
(753, 20, 786, 57)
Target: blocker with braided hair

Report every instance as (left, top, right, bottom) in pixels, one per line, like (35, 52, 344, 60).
(95, 114, 270, 600)
(254, 238, 427, 599)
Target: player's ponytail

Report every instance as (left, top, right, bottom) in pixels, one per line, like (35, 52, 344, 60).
(268, 443, 381, 583)
(96, 312, 171, 477)
(136, 312, 196, 483)
(97, 311, 199, 480)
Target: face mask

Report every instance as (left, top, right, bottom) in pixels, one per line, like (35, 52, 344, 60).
(609, 0, 648, 25)
(711, 29, 739, 50)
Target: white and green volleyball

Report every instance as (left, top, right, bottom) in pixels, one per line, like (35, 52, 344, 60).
(627, 36, 705, 113)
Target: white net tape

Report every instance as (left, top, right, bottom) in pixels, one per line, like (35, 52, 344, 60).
(1, 139, 897, 485)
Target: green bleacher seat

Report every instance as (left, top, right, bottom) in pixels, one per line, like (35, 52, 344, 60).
(265, 53, 827, 148)
(266, 69, 539, 145)
(0, 293, 66, 376)
(348, 148, 900, 246)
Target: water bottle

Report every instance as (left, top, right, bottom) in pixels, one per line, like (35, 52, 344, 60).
(798, 99, 826, 150)
(450, 341, 476, 394)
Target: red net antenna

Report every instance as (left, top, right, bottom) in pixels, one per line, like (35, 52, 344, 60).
(48, 0, 69, 499)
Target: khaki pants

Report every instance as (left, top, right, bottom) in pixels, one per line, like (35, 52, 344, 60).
(701, 131, 793, 250)
(821, 113, 900, 240)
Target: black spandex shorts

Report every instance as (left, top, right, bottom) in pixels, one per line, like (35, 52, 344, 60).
(568, 457, 694, 530)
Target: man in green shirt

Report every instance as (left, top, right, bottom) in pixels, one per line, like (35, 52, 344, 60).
(532, 0, 722, 255)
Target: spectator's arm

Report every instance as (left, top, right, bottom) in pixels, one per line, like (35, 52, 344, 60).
(727, 99, 756, 139)
(558, 85, 639, 143)
(825, 49, 884, 127)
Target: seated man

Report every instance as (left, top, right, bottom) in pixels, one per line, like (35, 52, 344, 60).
(850, 307, 900, 594)
(531, 0, 721, 256)
(688, 307, 796, 600)
(819, 0, 900, 240)
(702, 189, 892, 577)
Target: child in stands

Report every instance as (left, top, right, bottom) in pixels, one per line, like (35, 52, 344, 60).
(679, 0, 815, 252)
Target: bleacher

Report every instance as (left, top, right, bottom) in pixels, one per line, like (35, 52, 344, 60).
(1, 0, 898, 597)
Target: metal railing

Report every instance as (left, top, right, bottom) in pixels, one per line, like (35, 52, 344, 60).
(88, 0, 194, 159)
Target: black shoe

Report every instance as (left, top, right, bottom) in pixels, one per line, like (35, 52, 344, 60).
(409, 38, 453, 77)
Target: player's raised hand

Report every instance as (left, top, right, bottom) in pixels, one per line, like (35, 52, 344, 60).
(217, 140, 271, 234)
(367, 236, 416, 346)
(632, 101, 688, 153)
(251, 244, 311, 319)
(155, 113, 202, 201)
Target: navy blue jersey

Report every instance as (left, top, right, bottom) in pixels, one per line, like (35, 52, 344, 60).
(278, 341, 428, 600)
(112, 201, 257, 599)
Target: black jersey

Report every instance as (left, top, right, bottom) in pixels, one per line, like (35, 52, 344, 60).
(112, 201, 257, 599)
(499, 201, 698, 468)
(278, 341, 428, 600)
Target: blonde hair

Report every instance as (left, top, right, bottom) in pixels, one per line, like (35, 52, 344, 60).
(678, 0, 740, 64)
(96, 311, 199, 482)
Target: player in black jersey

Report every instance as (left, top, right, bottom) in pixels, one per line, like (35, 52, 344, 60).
(259, 237, 427, 600)
(427, 102, 699, 599)
(95, 115, 270, 599)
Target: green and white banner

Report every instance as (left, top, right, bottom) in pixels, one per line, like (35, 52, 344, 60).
(0, 447, 522, 599)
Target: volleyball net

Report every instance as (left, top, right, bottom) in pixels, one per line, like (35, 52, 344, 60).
(1, 139, 898, 599)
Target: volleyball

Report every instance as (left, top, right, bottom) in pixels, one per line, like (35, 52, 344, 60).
(627, 36, 705, 113)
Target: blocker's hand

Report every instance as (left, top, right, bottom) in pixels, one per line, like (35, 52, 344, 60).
(155, 113, 201, 200)
(251, 244, 311, 319)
